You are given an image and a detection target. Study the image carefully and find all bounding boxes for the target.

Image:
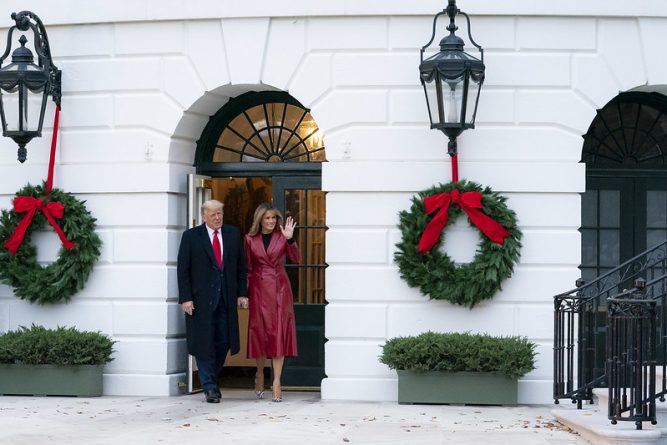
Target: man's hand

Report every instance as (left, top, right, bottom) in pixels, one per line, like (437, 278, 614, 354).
(237, 297, 249, 309)
(181, 301, 194, 316)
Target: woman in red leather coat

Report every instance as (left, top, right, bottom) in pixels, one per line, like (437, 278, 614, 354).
(244, 203, 300, 402)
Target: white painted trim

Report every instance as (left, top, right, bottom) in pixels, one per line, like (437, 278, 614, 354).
(3, 0, 665, 27)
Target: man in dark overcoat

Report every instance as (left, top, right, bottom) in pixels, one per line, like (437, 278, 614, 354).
(177, 199, 248, 403)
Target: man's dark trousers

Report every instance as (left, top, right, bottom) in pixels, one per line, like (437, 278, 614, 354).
(196, 299, 230, 392)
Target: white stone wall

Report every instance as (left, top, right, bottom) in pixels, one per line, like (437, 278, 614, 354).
(0, 1, 664, 401)
(319, 13, 667, 404)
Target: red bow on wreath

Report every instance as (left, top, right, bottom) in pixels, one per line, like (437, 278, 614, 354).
(417, 189, 510, 254)
(3, 196, 77, 255)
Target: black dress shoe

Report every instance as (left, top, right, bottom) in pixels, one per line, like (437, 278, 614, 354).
(205, 389, 220, 403)
(215, 388, 221, 398)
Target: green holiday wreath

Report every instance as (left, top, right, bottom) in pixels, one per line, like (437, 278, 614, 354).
(394, 180, 522, 308)
(0, 183, 102, 305)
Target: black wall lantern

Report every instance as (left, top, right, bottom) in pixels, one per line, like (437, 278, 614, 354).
(419, 0, 484, 161)
(0, 11, 61, 163)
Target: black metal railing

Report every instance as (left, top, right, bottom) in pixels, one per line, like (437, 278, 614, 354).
(553, 240, 667, 408)
(607, 279, 657, 429)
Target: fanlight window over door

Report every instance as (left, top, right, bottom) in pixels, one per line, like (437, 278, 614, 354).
(582, 87, 667, 168)
(213, 100, 326, 163)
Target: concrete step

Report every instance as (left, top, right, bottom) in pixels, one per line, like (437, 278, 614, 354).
(593, 388, 667, 427)
(552, 405, 664, 445)
(553, 368, 667, 443)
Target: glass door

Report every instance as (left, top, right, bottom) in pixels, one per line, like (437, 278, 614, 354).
(582, 176, 667, 282)
(273, 176, 327, 388)
(580, 177, 633, 284)
(581, 175, 667, 379)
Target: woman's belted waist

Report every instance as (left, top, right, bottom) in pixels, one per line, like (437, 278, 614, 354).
(251, 268, 280, 277)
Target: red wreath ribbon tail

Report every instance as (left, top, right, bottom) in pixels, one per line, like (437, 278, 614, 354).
(418, 194, 452, 254)
(42, 203, 77, 251)
(460, 206, 511, 244)
(3, 207, 39, 255)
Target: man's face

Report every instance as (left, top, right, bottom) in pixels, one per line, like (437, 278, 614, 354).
(203, 207, 223, 230)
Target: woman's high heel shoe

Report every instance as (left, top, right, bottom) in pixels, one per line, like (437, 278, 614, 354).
(254, 373, 265, 399)
(271, 385, 282, 403)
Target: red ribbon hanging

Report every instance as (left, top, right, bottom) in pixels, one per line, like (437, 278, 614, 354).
(417, 189, 510, 254)
(45, 104, 60, 196)
(3, 105, 76, 255)
(451, 154, 458, 182)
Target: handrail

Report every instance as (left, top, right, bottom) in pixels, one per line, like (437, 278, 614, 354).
(553, 241, 667, 407)
(554, 240, 667, 302)
(619, 272, 667, 404)
(607, 286, 657, 429)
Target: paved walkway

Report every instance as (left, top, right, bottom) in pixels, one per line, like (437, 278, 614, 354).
(0, 390, 589, 445)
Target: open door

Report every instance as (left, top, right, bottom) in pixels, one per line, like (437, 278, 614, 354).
(273, 176, 326, 388)
(186, 173, 211, 393)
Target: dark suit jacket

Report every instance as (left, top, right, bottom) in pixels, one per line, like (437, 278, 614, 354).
(177, 224, 247, 358)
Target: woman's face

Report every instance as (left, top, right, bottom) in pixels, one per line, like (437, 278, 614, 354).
(260, 210, 278, 234)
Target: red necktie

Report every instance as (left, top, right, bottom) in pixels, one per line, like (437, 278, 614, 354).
(212, 230, 222, 268)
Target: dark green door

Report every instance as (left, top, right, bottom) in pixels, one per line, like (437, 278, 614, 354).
(582, 176, 667, 284)
(581, 175, 667, 379)
(273, 176, 327, 388)
(580, 87, 667, 386)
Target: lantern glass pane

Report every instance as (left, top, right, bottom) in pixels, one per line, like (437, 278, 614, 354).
(423, 77, 441, 127)
(23, 88, 45, 131)
(1, 85, 44, 132)
(441, 76, 463, 124)
(1, 89, 19, 132)
(465, 77, 481, 125)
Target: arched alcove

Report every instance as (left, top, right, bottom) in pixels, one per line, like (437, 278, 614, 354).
(186, 88, 328, 390)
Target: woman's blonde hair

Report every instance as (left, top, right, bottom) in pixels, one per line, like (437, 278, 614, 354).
(248, 202, 283, 236)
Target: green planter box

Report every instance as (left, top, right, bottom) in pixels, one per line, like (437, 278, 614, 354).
(397, 370, 517, 405)
(0, 364, 104, 397)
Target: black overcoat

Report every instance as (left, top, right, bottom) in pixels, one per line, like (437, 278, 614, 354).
(177, 224, 247, 358)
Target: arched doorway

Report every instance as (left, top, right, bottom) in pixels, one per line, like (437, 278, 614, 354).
(581, 85, 667, 281)
(192, 91, 327, 390)
(580, 85, 667, 378)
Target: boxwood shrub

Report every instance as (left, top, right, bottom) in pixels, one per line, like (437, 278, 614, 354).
(379, 331, 536, 379)
(0, 325, 115, 366)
